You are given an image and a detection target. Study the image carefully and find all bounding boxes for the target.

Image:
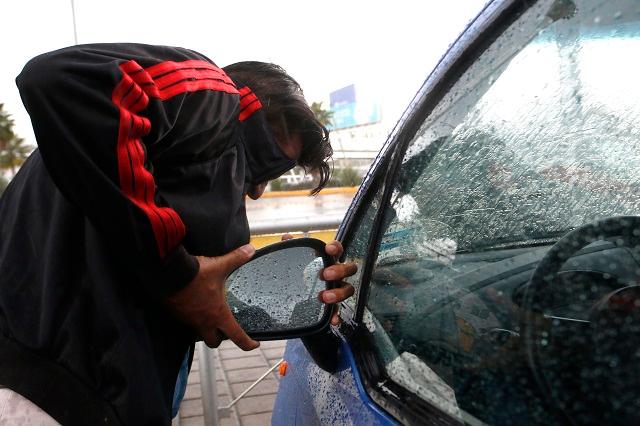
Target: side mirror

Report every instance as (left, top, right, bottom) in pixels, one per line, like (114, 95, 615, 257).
(225, 238, 335, 340)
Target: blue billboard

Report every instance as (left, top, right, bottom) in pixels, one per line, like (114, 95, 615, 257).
(328, 84, 380, 130)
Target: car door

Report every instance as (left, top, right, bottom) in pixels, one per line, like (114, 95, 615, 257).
(275, 0, 640, 424)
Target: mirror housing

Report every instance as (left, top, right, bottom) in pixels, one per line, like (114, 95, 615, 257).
(225, 238, 336, 340)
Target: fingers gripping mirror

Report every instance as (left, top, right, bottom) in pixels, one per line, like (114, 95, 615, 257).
(225, 238, 336, 340)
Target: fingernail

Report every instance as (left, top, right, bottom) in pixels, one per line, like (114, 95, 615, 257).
(240, 244, 255, 257)
(324, 269, 337, 280)
(323, 292, 337, 303)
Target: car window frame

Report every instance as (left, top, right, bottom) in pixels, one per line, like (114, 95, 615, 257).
(335, 0, 546, 423)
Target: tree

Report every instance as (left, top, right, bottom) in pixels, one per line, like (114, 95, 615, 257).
(0, 175, 8, 196)
(0, 104, 32, 175)
(308, 101, 337, 191)
(310, 101, 334, 127)
(0, 103, 15, 151)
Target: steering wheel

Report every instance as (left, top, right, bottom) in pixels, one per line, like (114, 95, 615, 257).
(521, 215, 640, 424)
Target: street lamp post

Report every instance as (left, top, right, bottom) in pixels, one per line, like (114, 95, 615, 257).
(70, 0, 78, 45)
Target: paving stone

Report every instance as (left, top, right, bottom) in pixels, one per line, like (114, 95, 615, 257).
(218, 410, 233, 420)
(226, 367, 271, 384)
(258, 340, 287, 349)
(184, 392, 228, 408)
(262, 348, 285, 360)
(219, 348, 254, 360)
(222, 356, 267, 371)
(236, 394, 277, 416)
(219, 340, 237, 350)
(230, 379, 279, 398)
(180, 417, 205, 426)
(241, 412, 272, 426)
(217, 395, 231, 406)
(184, 383, 202, 400)
(217, 380, 228, 396)
(180, 399, 204, 417)
(187, 371, 201, 384)
(219, 416, 239, 426)
(267, 358, 283, 367)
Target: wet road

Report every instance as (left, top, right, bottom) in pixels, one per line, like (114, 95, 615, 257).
(245, 190, 356, 234)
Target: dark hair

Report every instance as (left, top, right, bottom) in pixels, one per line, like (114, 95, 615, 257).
(223, 61, 333, 195)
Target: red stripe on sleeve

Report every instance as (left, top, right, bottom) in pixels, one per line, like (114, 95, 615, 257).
(238, 86, 262, 121)
(113, 61, 179, 258)
(116, 112, 134, 196)
(239, 92, 259, 109)
(120, 60, 144, 75)
(158, 79, 238, 100)
(112, 59, 241, 259)
(122, 84, 147, 112)
(129, 123, 148, 202)
(145, 60, 235, 85)
(154, 68, 234, 91)
(239, 100, 262, 121)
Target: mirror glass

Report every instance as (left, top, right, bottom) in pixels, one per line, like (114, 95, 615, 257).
(225, 244, 328, 335)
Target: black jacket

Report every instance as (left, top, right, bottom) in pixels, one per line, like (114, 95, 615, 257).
(0, 43, 295, 425)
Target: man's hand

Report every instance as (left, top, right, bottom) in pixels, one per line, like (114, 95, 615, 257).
(320, 240, 357, 325)
(166, 244, 260, 350)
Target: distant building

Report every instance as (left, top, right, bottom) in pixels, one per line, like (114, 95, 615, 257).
(327, 84, 387, 171)
(330, 124, 386, 167)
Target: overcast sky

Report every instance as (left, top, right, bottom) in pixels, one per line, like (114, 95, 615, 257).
(1, 0, 486, 146)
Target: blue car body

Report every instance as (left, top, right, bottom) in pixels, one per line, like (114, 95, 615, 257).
(273, 339, 396, 425)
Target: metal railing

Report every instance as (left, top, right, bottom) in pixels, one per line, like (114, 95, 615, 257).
(248, 214, 343, 236)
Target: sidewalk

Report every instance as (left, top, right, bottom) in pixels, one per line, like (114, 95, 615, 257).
(174, 340, 288, 426)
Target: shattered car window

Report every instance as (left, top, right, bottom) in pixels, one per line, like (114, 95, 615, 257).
(364, 0, 640, 424)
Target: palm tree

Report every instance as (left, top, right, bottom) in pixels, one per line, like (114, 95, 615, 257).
(309, 101, 341, 190)
(310, 102, 334, 127)
(0, 175, 8, 196)
(0, 103, 15, 151)
(0, 104, 32, 175)
(1, 137, 32, 175)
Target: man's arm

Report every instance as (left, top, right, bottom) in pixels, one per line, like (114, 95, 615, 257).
(16, 44, 239, 295)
